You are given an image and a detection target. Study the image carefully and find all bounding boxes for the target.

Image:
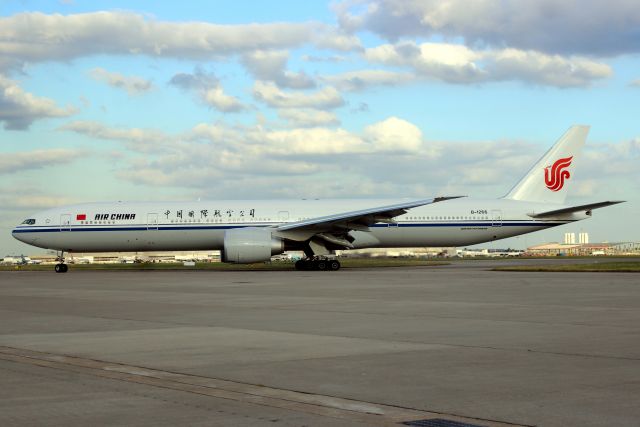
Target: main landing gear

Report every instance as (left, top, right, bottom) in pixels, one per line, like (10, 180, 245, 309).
(54, 250, 68, 273)
(295, 257, 341, 271)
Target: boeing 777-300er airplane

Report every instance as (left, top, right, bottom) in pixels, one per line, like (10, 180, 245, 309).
(12, 125, 623, 272)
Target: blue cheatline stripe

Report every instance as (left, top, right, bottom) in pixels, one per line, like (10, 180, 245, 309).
(371, 222, 569, 228)
(12, 225, 244, 233)
(12, 221, 570, 234)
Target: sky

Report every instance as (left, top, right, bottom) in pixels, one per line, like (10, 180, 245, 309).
(1, 0, 638, 254)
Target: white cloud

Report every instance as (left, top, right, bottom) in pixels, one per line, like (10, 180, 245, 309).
(581, 138, 640, 176)
(301, 54, 348, 63)
(0, 194, 75, 210)
(335, 0, 640, 56)
(363, 117, 422, 152)
(191, 121, 362, 156)
(365, 42, 612, 87)
(60, 117, 427, 186)
(189, 122, 247, 146)
(241, 50, 315, 89)
(59, 120, 169, 143)
(311, 26, 363, 51)
(168, 69, 245, 112)
(321, 69, 415, 91)
(116, 168, 179, 186)
(168, 68, 218, 91)
(109, 120, 482, 198)
(58, 120, 170, 153)
(90, 67, 153, 95)
(192, 116, 425, 156)
(0, 75, 76, 130)
(0, 148, 85, 174)
(55, 117, 640, 207)
(259, 127, 364, 155)
(252, 81, 344, 109)
(0, 12, 360, 70)
(202, 87, 245, 112)
(630, 79, 640, 87)
(486, 49, 613, 87)
(277, 109, 340, 127)
(115, 139, 322, 187)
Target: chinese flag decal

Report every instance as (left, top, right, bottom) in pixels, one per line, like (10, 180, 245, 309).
(76, 214, 86, 220)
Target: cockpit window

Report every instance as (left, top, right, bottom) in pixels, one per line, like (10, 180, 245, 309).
(21, 219, 36, 225)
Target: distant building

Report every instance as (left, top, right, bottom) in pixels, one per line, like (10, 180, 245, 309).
(610, 242, 640, 255)
(524, 242, 638, 256)
(22, 240, 640, 264)
(338, 247, 456, 258)
(527, 243, 579, 256)
(28, 251, 222, 264)
(526, 231, 640, 256)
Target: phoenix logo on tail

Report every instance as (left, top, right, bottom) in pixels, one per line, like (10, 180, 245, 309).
(544, 156, 573, 191)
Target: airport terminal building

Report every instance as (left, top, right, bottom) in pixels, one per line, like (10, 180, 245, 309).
(525, 241, 640, 256)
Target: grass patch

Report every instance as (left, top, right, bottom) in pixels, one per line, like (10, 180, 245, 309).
(493, 262, 640, 273)
(0, 258, 448, 272)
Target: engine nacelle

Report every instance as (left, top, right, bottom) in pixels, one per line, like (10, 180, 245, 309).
(223, 227, 284, 263)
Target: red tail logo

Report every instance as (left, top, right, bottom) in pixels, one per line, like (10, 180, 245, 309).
(544, 156, 573, 191)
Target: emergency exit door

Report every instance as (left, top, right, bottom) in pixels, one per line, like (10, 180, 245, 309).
(278, 211, 289, 223)
(491, 210, 503, 227)
(60, 214, 71, 231)
(147, 213, 158, 230)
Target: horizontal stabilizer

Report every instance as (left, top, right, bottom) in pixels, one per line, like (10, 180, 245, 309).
(529, 201, 624, 218)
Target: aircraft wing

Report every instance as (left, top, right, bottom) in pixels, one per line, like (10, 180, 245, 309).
(529, 201, 624, 218)
(275, 197, 462, 246)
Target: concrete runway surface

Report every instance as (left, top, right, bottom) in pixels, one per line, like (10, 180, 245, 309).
(0, 261, 638, 426)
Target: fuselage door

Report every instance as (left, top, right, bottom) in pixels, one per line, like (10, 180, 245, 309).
(147, 213, 158, 230)
(60, 214, 71, 231)
(491, 210, 503, 227)
(278, 211, 289, 223)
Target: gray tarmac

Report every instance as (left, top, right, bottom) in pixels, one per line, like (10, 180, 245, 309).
(0, 260, 639, 426)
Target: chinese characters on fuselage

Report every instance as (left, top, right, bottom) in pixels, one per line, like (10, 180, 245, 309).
(163, 208, 256, 219)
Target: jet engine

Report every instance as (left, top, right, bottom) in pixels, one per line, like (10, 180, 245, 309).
(222, 227, 285, 263)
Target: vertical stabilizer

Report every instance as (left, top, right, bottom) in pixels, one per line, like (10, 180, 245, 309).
(504, 125, 589, 204)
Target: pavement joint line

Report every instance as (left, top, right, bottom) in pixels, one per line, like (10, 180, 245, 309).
(0, 345, 527, 427)
(267, 305, 639, 329)
(2, 305, 637, 361)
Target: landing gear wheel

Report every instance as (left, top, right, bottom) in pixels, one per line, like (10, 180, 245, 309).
(295, 260, 308, 271)
(54, 250, 68, 273)
(295, 258, 340, 271)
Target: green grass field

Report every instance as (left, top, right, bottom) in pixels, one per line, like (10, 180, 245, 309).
(493, 262, 640, 273)
(0, 258, 449, 272)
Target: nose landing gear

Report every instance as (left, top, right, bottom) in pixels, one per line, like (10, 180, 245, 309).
(54, 250, 68, 273)
(54, 263, 68, 273)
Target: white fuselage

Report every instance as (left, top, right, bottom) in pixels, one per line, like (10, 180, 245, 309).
(12, 198, 582, 253)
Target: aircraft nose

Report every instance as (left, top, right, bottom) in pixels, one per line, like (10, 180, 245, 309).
(12, 228, 27, 243)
